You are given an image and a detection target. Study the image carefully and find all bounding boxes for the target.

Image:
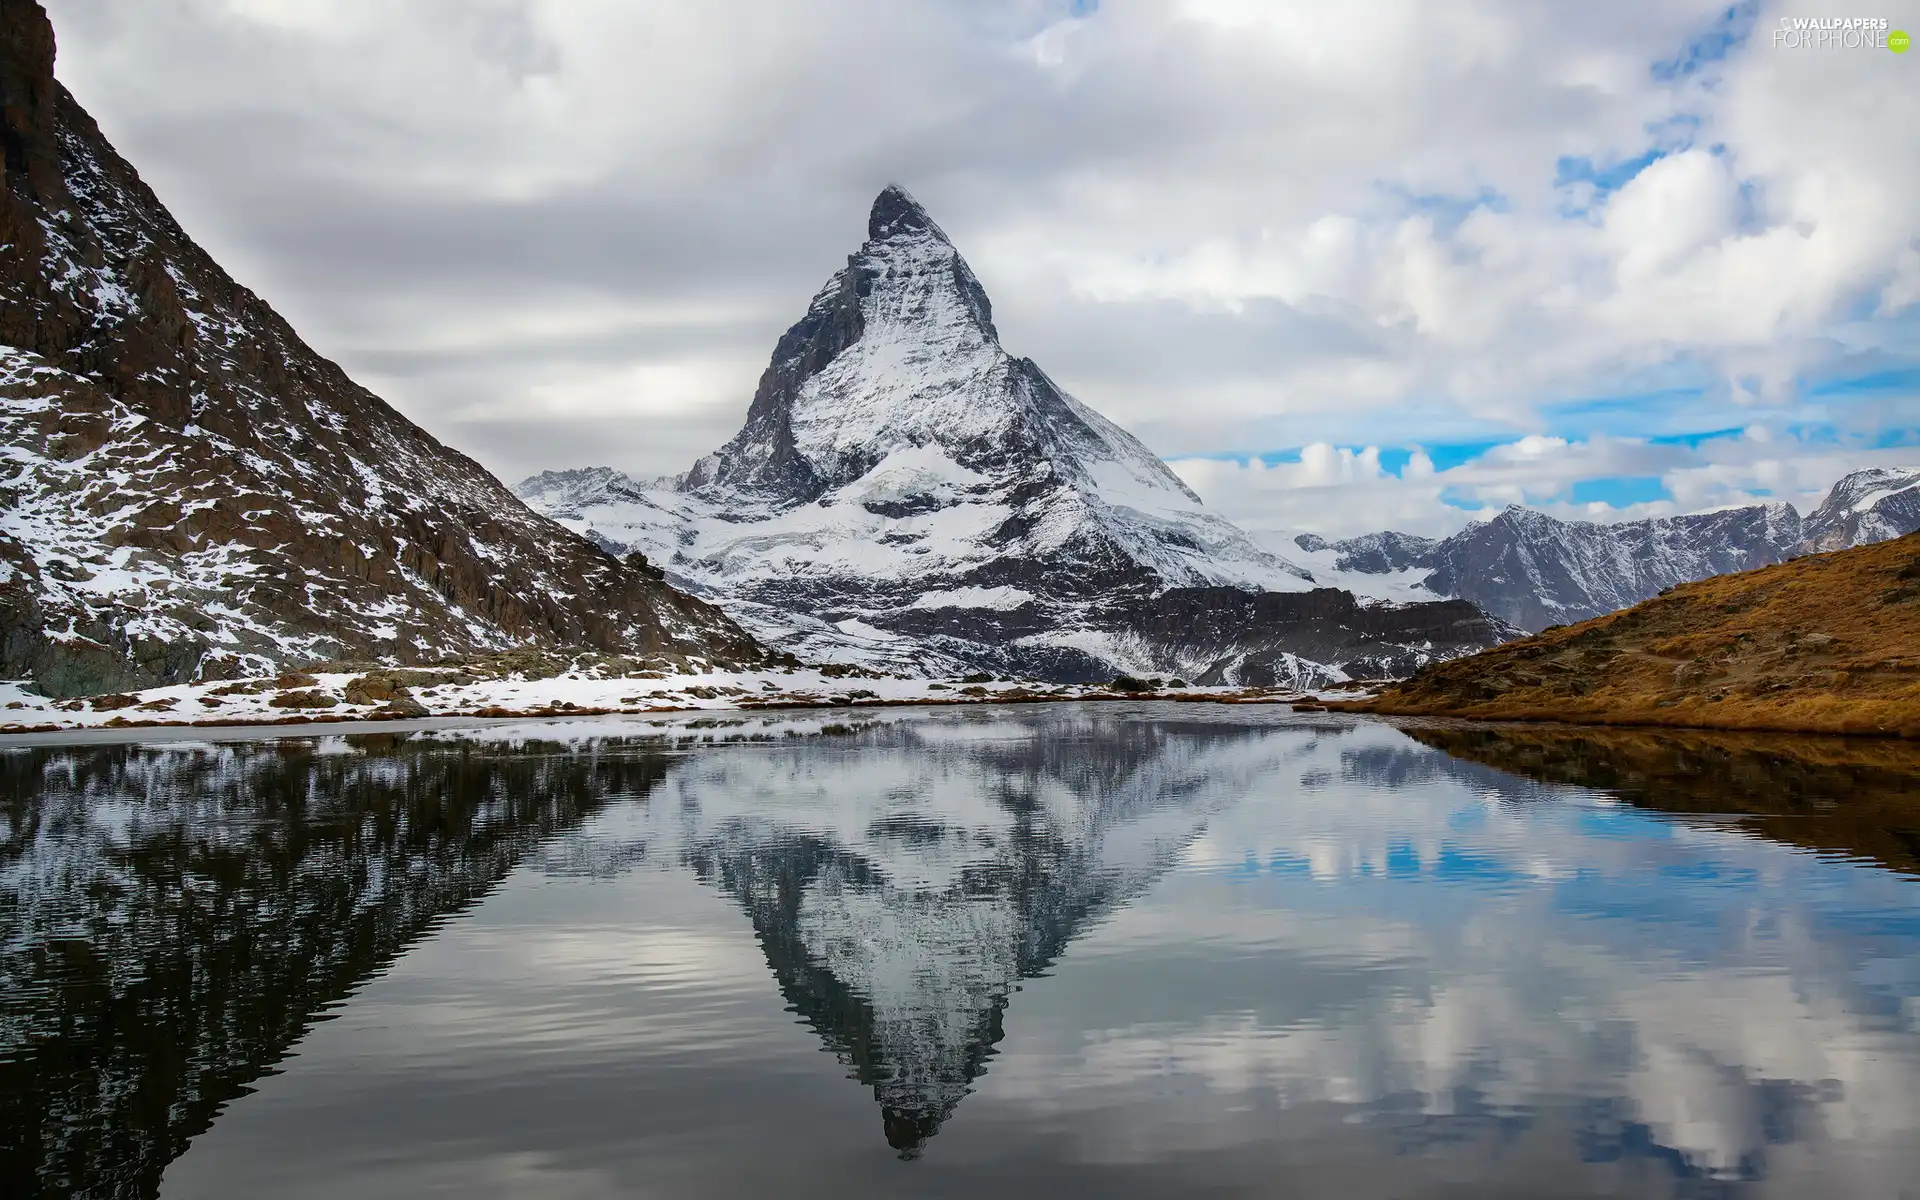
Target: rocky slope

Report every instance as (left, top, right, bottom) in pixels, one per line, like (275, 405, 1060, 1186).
(1301, 467, 1920, 633)
(1335, 531, 1920, 736)
(0, 0, 765, 696)
(520, 187, 1512, 685)
(1799, 466, 1920, 552)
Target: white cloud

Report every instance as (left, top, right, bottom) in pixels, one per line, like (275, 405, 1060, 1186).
(1173, 432, 1920, 541)
(40, 0, 1920, 508)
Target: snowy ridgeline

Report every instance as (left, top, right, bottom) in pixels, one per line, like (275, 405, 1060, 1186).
(1285, 466, 1920, 632)
(516, 188, 1506, 685)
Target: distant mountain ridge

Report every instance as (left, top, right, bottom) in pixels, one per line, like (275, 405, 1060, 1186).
(1296, 467, 1920, 632)
(520, 186, 1512, 685)
(0, 0, 766, 696)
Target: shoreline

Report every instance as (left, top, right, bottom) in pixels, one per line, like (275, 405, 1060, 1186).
(1324, 698, 1920, 740)
(1338, 708, 1920, 742)
(5, 688, 1916, 748)
(0, 677, 1331, 743)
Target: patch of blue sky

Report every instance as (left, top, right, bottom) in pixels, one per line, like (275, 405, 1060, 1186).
(1570, 475, 1673, 507)
(1374, 447, 1416, 476)
(1648, 427, 1745, 449)
(1651, 0, 1761, 81)
(1068, 0, 1098, 15)
(1807, 367, 1920, 397)
(1538, 387, 1723, 439)
(1782, 422, 1845, 446)
(1422, 439, 1505, 472)
(1553, 148, 1665, 195)
(1178, 447, 1304, 466)
(1769, 421, 1917, 450)
(1439, 486, 1490, 512)
(1377, 183, 1510, 234)
(1177, 441, 1495, 476)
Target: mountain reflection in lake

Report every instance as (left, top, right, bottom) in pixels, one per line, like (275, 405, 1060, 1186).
(3, 709, 1918, 1199)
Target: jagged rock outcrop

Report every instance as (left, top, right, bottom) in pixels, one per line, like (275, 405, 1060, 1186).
(1307, 467, 1920, 634)
(1798, 466, 1920, 552)
(0, 0, 766, 695)
(1295, 530, 1438, 575)
(1421, 501, 1807, 633)
(519, 186, 1511, 684)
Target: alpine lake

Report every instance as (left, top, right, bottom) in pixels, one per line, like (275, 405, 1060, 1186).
(5, 705, 1919, 1199)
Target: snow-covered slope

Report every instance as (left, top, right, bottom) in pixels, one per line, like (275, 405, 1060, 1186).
(1422, 502, 1806, 632)
(520, 187, 1509, 684)
(1301, 468, 1919, 633)
(0, 2, 766, 696)
(1799, 466, 1920, 552)
(636, 708, 1281, 1156)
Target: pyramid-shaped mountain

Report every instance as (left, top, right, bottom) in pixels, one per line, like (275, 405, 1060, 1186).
(659, 711, 1265, 1157)
(0, 0, 766, 696)
(522, 186, 1511, 683)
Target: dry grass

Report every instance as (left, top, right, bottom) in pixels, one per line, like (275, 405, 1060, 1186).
(1332, 531, 1920, 737)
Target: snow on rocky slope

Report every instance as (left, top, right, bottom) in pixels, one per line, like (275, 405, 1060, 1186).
(1296, 467, 1920, 633)
(520, 187, 1510, 685)
(1798, 466, 1920, 552)
(0, 1, 766, 697)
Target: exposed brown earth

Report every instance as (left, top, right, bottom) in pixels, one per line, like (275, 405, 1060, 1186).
(1331, 532, 1920, 737)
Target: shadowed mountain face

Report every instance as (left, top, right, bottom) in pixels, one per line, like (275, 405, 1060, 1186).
(0, 0, 765, 697)
(0, 733, 673, 1198)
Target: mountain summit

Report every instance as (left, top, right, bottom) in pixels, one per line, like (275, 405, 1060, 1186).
(678, 181, 1269, 603)
(522, 186, 1509, 683)
(0, 0, 765, 695)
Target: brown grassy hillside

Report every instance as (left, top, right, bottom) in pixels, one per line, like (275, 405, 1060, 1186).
(1333, 531, 1920, 737)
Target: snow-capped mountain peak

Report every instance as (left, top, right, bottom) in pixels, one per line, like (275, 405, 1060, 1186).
(520, 186, 1508, 681)
(1800, 466, 1920, 551)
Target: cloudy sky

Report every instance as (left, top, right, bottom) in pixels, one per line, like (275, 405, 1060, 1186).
(44, 0, 1920, 539)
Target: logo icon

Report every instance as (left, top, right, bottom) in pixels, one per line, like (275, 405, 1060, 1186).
(1891, 29, 1911, 52)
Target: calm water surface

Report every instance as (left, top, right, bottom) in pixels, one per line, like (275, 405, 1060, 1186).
(4, 706, 1920, 1198)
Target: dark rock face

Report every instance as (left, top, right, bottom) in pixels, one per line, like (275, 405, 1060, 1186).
(1323, 531, 1437, 574)
(1420, 503, 1805, 633)
(520, 185, 1510, 684)
(1125, 588, 1522, 685)
(0, 0, 766, 695)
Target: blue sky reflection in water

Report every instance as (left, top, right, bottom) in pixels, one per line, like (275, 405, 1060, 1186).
(4, 708, 1919, 1198)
